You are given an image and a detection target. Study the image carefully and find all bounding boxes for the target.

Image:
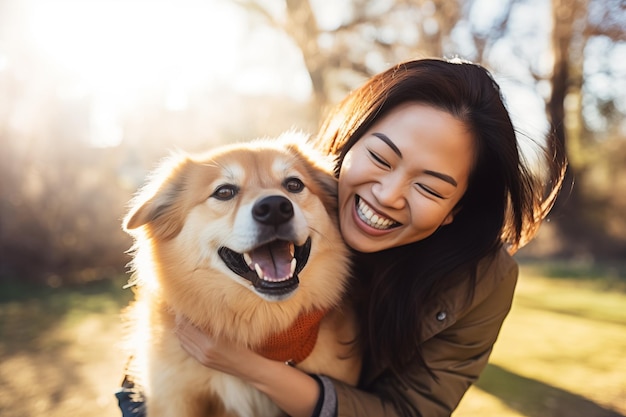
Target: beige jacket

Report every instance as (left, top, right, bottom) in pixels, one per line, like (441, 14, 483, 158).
(331, 247, 518, 417)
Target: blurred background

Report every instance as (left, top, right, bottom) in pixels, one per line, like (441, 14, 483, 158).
(0, 0, 624, 416)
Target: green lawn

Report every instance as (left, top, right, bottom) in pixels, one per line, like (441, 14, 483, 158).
(1, 264, 625, 417)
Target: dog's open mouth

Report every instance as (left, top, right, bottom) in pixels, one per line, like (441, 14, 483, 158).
(218, 237, 311, 297)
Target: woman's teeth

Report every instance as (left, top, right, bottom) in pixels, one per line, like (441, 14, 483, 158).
(356, 198, 398, 230)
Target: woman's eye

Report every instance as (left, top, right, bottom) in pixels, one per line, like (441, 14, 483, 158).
(284, 177, 305, 193)
(368, 150, 391, 168)
(211, 184, 239, 200)
(418, 184, 444, 199)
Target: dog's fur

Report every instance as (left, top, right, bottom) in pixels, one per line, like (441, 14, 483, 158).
(122, 133, 360, 417)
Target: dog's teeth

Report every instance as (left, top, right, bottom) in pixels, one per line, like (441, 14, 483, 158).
(289, 242, 295, 257)
(244, 253, 252, 267)
(254, 263, 264, 280)
(290, 258, 296, 277)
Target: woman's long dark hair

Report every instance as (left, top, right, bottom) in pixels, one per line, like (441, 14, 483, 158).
(313, 58, 566, 378)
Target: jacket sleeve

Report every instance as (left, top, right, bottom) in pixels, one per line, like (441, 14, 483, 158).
(330, 258, 518, 417)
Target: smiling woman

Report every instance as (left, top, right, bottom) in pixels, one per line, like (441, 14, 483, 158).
(337, 102, 474, 253)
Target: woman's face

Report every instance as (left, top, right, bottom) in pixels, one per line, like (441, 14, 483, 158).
(338, 102, 475, 253)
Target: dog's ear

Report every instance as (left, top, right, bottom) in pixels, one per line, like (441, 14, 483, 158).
(285, 141, 340, 217)
(123, 156, 194, 240)
(309, 166, 339, 215)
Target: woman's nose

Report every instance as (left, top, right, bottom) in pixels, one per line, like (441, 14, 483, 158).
(372, 174, 406, 209)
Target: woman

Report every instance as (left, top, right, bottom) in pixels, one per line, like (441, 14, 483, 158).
(117, 58, 566, 417)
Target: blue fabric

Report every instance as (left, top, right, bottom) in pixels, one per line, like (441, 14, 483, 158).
(115, 388, 146, 417)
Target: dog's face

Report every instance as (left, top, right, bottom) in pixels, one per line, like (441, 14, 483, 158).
(124, 136, 342, 303)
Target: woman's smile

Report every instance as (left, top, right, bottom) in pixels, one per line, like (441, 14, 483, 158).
(354, 195, 401, 232)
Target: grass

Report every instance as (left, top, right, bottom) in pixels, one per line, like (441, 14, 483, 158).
(453, 263, 626, 417)
(0, 277, 133, 417)
(0, 264, 625, 417)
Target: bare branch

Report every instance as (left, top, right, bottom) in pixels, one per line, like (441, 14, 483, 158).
(229, 0, 285, 30)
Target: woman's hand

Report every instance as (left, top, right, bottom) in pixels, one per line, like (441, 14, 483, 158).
(174, 314, 256, 375)
(174, 315, 322, 417)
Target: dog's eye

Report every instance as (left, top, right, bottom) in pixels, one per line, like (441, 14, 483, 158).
(211, 184, 239, 200)
(283, 177, 304, 193)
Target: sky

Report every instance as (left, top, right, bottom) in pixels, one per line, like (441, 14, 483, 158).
(0, 0, 557, 149)
(1, 0, 319, 146)
(25, 3, 256, 83)
(18, 0, 310, 97)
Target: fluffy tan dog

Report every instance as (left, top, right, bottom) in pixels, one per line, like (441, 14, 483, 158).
(122, 133, 360, 417)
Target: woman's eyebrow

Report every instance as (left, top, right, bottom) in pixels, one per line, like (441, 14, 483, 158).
(424, 170, 458, 187)
(372, 132, 402, 157)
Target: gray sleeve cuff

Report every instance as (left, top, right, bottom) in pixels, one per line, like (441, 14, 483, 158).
(309, 374, 338, 417)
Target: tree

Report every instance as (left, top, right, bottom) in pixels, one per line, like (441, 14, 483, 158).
(545, 0, 626, 258)
(231, 0, 468, 114)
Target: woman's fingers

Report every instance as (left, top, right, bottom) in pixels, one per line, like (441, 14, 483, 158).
(174, 314, 262, 379)
(174, 315, 216, 367)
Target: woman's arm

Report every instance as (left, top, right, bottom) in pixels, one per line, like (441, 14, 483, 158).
(175, 316, 322, 417)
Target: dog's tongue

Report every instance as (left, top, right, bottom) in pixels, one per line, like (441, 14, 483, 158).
(249, 240, 294, 280)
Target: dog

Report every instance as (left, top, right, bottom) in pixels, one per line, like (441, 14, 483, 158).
(121, 132, 360, 417)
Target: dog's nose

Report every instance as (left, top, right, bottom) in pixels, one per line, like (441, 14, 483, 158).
(253, 196, 294, 226)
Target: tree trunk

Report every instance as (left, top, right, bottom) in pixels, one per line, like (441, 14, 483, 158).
(547, 0, 625, 258)
(284, 0, 328, 118)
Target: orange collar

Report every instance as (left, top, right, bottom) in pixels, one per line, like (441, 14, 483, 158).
(256, 309, 327, 365)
